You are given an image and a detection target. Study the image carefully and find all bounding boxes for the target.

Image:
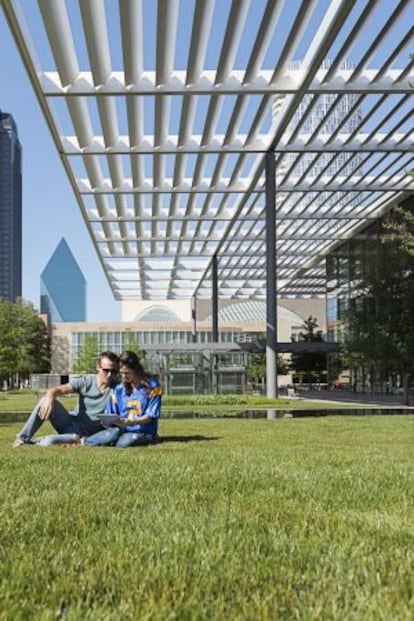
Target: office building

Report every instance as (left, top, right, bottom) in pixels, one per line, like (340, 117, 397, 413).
(47, 298, 325, 393)
(40, 237, 86, 322)
(274, 61, 362, 211)
(0, 110, 22, 300)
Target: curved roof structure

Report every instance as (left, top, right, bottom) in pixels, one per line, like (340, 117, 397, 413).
(2, 0, 413, 301)
(207, 301, 304, 325)
(135, 305, 181, 322)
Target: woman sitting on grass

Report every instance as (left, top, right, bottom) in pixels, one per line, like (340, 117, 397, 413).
(82, 350, 162, 448)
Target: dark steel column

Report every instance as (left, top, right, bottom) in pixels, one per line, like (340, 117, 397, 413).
(265, 150, 278, 398)
(191, 294, 199, 393)
(212, 254, 219, 394)
(191, 294, 197, 343)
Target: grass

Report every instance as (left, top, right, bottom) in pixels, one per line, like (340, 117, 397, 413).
(1, 416, 413, 620)
(0, 391, 78, 413)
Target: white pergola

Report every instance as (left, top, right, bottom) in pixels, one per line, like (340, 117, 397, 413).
(3, 0, 413, 396)
(1, 0, 412, 306)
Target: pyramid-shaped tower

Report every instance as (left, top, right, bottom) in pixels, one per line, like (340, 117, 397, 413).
(40, 238, 86, 322)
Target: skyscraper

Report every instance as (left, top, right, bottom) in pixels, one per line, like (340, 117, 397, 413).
(0, 110, 22, 301)
(274, 61, 362, 211)
(40, 238, 86, 322)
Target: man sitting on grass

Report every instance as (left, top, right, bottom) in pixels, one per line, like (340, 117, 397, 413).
(13, 351, 119, 448)
(81, 350, 162, 448)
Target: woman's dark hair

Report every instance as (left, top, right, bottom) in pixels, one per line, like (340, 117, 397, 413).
(119, 350, 146, 375)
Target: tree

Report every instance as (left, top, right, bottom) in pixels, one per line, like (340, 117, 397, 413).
(290, 316, 327, 385)
(326, 353, 345, 386)
(73, 330, 146, 374)
(382, 206, 414, 256)
(0, 300, 19, 379)
(0, 298, 51, 384)
(73, 335, 99, 373)
(17, 299, 51, 376)
(247, 334, 290, 388)
(343, 235, 414, 402)
(122, 329, 145, 360)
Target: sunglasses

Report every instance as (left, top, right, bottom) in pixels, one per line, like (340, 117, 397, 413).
(100, 367, 117, 375)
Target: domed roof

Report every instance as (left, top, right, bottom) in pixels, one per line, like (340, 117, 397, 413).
(135, 305, 181, 322)
(207, 301, 304, 324)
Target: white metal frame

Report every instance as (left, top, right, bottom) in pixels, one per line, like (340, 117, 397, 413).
(1, 0, 413, 300)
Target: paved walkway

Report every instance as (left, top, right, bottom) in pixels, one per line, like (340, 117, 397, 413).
(297, 389, 414, 410)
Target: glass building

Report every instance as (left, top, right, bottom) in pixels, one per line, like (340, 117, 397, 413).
(40, 238, 86, 322)
(275, 61, 363, 215)
(326, 195, 414, 392)
(0, 110, 22, 301)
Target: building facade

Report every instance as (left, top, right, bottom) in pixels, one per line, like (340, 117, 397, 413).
(0, 110, 22, 301)
(40, 237, 86, 322)
(326, 194, 414, 391)
(274, 61, 362, 214)
(48, 299, 324, 394)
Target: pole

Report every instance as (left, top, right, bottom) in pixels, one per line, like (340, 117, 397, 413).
(265, 150, 278, 399)
(212, 254, 219, 394)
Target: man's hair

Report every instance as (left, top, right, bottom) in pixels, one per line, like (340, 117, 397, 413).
(98, 351, 120, 367)
(119, 350, 145, 375)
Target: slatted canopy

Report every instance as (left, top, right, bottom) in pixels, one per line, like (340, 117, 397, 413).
(2, 0, 413, 301)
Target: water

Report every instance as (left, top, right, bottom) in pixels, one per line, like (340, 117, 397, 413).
(1, 408, 412, 426)
(163, 408, 413, 419)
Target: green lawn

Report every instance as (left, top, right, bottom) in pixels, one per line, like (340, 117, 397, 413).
(1, 416, 413, 620)
(0, 392, 78, 413)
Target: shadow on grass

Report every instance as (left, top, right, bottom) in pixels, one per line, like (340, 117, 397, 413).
(0, 413, 30, 425)
(159, 435, 219, 444)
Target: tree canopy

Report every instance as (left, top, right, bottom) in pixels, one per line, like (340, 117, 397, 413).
(0, 298, 51, 382)
(290, 316, 327, 383)
(72, 330, 146, 373)
(72, 335, 100, 373)
(344, 235, 414, 378)
(246, 333, 290, 387)
(122, 329, 145, 361)
(382, 206, 414, 257)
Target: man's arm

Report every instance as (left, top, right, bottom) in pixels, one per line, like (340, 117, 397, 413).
(39, 383, 75, 420)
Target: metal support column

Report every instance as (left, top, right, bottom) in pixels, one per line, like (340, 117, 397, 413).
(191, 295, 197, 343)
(212, 254, 219, 394)
(163, 354, 169, 395)
(191, 294, 199, 392)
(265, 150, 278, 399)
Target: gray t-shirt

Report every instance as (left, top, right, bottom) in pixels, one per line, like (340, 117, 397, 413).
(70, 375, 113, 422)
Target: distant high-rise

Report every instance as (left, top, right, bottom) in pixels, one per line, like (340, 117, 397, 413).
(0, 110, 22, 301)
(40, 238, 86, 322)
(273, 61, 362, 211)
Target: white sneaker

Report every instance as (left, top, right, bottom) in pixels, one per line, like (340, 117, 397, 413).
(12, 437, 34, 448)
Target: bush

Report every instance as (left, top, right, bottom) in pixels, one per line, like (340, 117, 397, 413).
(162, 394, 289, 407)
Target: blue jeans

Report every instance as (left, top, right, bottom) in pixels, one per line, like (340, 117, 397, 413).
(35, 433, 80, 447)
(84, 428, 156, 448)
(83, 427, 120, 446)
(16, 397, 102, 442)
(116, 432, 156, 448)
